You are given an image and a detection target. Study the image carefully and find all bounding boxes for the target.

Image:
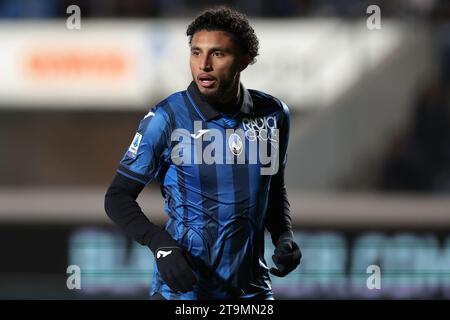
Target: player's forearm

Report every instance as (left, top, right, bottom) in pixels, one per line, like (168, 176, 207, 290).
(264, 170, 293, 247)
(104, 172, 162, 246)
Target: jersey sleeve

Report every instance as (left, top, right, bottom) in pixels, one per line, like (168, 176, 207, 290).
(117, 106, 172, 185)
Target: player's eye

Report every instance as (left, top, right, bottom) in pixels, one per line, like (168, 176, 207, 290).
(191, 51, 200, 56)
(212, 51, 223, 57)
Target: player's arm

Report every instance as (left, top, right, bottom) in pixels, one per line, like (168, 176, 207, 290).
(104, 107, 197, 293)
(105, 172, 159, 246)
(264, 101, 301, 277)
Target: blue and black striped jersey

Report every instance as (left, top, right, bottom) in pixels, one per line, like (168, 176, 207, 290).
(118, 81, 291, 299)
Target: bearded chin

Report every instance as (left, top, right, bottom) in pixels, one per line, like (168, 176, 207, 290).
(199, 85, 224, 104)
(196, 74, 238, 104)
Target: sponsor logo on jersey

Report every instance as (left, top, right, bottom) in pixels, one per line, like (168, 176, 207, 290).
(191, 129, 211, 139)
(242, 116, 278, 146)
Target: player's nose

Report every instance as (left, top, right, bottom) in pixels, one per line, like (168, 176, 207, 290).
(199, 56, 212, 71)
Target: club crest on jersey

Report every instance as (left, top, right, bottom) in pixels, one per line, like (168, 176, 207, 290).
(127, 132, 142, 159)
(228, 133, 243, 156)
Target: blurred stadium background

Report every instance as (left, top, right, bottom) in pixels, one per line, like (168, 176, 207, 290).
(1, 0, 450, 299)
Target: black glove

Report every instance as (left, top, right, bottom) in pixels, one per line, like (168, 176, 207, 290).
(269, 231, 301, 277)
(149, 230, 197, 293)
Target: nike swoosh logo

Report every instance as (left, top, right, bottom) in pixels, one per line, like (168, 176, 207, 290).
(190, 129, 211, 139)
(157, 250, 173, 259)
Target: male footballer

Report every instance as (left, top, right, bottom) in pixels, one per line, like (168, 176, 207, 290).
(105, 7, 301, 300)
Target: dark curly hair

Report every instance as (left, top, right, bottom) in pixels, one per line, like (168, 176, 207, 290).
(186, 7, 259, 64)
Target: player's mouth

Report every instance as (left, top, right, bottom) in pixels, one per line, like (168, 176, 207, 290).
(197, 74, 216, 88)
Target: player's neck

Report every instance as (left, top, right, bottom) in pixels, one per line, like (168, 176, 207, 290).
(219, 80, 240, 105)
(216, 92, 241, 115)
(211, 81, 241, 115)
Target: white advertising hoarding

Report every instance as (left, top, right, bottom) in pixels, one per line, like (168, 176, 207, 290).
(0, 19, 402, 110)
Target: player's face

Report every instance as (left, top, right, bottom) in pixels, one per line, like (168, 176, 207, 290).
(190, 30, 249, 103)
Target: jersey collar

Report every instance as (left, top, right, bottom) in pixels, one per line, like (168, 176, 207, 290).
(187, 81, 254, 121)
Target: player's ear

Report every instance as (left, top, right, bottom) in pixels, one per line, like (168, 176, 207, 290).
(238, 54, 252, 72)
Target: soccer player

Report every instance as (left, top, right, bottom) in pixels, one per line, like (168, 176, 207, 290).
(104, 7, 301, 300)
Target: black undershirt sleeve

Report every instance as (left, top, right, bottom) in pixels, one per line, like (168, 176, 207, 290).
(264, 168, 293, 247)
(104, 172, 162, 246)
(264, 100, 293, 247)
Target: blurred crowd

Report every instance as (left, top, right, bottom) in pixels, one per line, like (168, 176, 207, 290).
(1, 0, 449, 194)
(379, 22, 450, 193)
(0, 0, 449, 19)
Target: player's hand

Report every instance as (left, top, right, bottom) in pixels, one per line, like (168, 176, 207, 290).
(149, 231, 198, 293)
(269, 231, 301, 277)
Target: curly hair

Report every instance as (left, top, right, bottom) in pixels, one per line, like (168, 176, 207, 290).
(186, 7, 259, 64)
